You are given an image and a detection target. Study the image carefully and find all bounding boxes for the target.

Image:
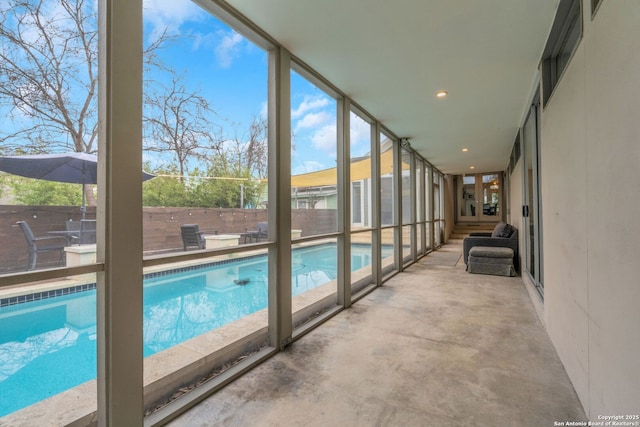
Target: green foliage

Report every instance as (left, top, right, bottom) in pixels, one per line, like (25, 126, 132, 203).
(8, 177, 83, 206)
(142, 164, 193, 207)
(142, 163, 264, 208)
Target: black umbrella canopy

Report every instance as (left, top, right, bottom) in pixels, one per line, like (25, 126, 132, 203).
(0, 152, 154, 183)
(0, 152, 155, 218)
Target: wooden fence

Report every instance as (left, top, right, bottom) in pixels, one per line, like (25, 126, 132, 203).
(0, 205, 337, 273)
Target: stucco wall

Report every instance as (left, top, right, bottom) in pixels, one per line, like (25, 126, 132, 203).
(540, 1, 640, 418)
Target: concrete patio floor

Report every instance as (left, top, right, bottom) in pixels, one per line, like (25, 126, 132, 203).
(168, 239, 586, 426)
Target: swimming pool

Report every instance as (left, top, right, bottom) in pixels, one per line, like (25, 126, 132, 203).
(0, 243, 391, 417)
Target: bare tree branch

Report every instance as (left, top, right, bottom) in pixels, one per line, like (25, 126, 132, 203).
(0, 0, 97, 153)
(143, 69, 222, 181)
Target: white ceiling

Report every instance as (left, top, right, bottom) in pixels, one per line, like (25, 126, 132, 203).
(225, 0, 559, 175)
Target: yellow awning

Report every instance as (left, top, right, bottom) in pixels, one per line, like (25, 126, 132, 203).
(290, 149, 398, 187)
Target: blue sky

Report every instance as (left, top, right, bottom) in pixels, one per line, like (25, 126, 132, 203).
(0, 0, 371, 177)
(143, 0, 372, 176)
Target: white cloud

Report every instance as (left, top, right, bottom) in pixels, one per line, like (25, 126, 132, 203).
(143, 0, 204, 40)
(291, 95, 330, 119)
(259, 101, 268, 118)
(349, 113, 372, 156)
(311, 124, 337, 154)
(294, 111, 331, 132)
(214, 31, 244, 68)
(292, 161, 327, 175)
(191, 32, 217, 51)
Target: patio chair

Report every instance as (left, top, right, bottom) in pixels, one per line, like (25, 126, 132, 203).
(180, 224, 206, 250)
(17, 221, 67, 271)
(64, 220, 96, 245)
(243, 222, 268, 243)
(80, 219, 96, 244)
(65, 220, 82, 245)
(255, 222, 268, 242)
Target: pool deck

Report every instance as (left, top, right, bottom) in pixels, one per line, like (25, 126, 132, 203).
(0, 239, 586, 426)
(167, 239, 586, 427)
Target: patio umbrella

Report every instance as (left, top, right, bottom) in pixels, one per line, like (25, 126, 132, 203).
(0, 152, 154, 218)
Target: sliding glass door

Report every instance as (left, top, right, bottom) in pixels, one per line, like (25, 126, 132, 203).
(522, 97, 544, 295)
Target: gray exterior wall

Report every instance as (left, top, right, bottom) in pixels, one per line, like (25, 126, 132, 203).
(509, 1, 640, 418)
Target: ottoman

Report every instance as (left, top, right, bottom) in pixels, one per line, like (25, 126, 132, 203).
(467, 246, 515, 277)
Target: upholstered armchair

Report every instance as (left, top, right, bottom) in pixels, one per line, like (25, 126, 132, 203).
(463, 222, 519, 272)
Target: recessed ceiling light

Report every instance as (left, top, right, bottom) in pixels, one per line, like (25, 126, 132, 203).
(436, 90, 448, 98)
(462, 148, 468, 152)
(470, 166, 475, 170)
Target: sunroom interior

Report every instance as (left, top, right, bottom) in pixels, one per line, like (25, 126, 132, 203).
(0, 0, 638, 425)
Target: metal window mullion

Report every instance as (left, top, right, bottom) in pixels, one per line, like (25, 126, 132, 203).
(393, 139, 402, 271)
(409, 151, 417, 262)
(268, 46, 292, 350)
(419, 160, 427, 255)
(428, 165, 435, 250)
(438, 172, 445, 241)
(416, 157, 427, 255)
(337, 97, 351, 308)
(371, 123, 382, 285)
(97, 0, 144, 424)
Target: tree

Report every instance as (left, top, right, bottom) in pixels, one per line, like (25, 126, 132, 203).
(7, 176, 82, 205)
(222, 115, 268, 179)
(0, 0, 98, 154)
(142, 167, 190, 207)
(242, 115, 268, 179)
(143, 70, 222, 181)
(1, 0, 266, 210)
(0, 0, 179, 207)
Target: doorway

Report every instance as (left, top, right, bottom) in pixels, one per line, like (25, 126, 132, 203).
(457, 173, 502, 222)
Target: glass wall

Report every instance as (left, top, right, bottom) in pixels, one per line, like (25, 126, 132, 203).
(401, 148, 413, 262)
(351, 231, 374, 294)
(0, 0, 447, 422)
(289, 67, 339, 328)
(140, 1, 271, 410)
(350, 112, 374, 294)
(350, 112, 372, 229)
(380, 133, 397, 275)
(290, 70, 338, 237)
(0, 0, 100, 417)
(416, 160, 425, 256)
(425, 163, 433, 251)
(434, 171, 443, 247)
(141, 4, 269, 253)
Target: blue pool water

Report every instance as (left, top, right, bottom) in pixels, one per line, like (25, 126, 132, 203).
(0, 243, 390, 417)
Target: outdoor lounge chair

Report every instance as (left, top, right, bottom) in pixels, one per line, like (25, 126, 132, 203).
(180, 224, 206, 250)
(17, 220, 67, 271)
